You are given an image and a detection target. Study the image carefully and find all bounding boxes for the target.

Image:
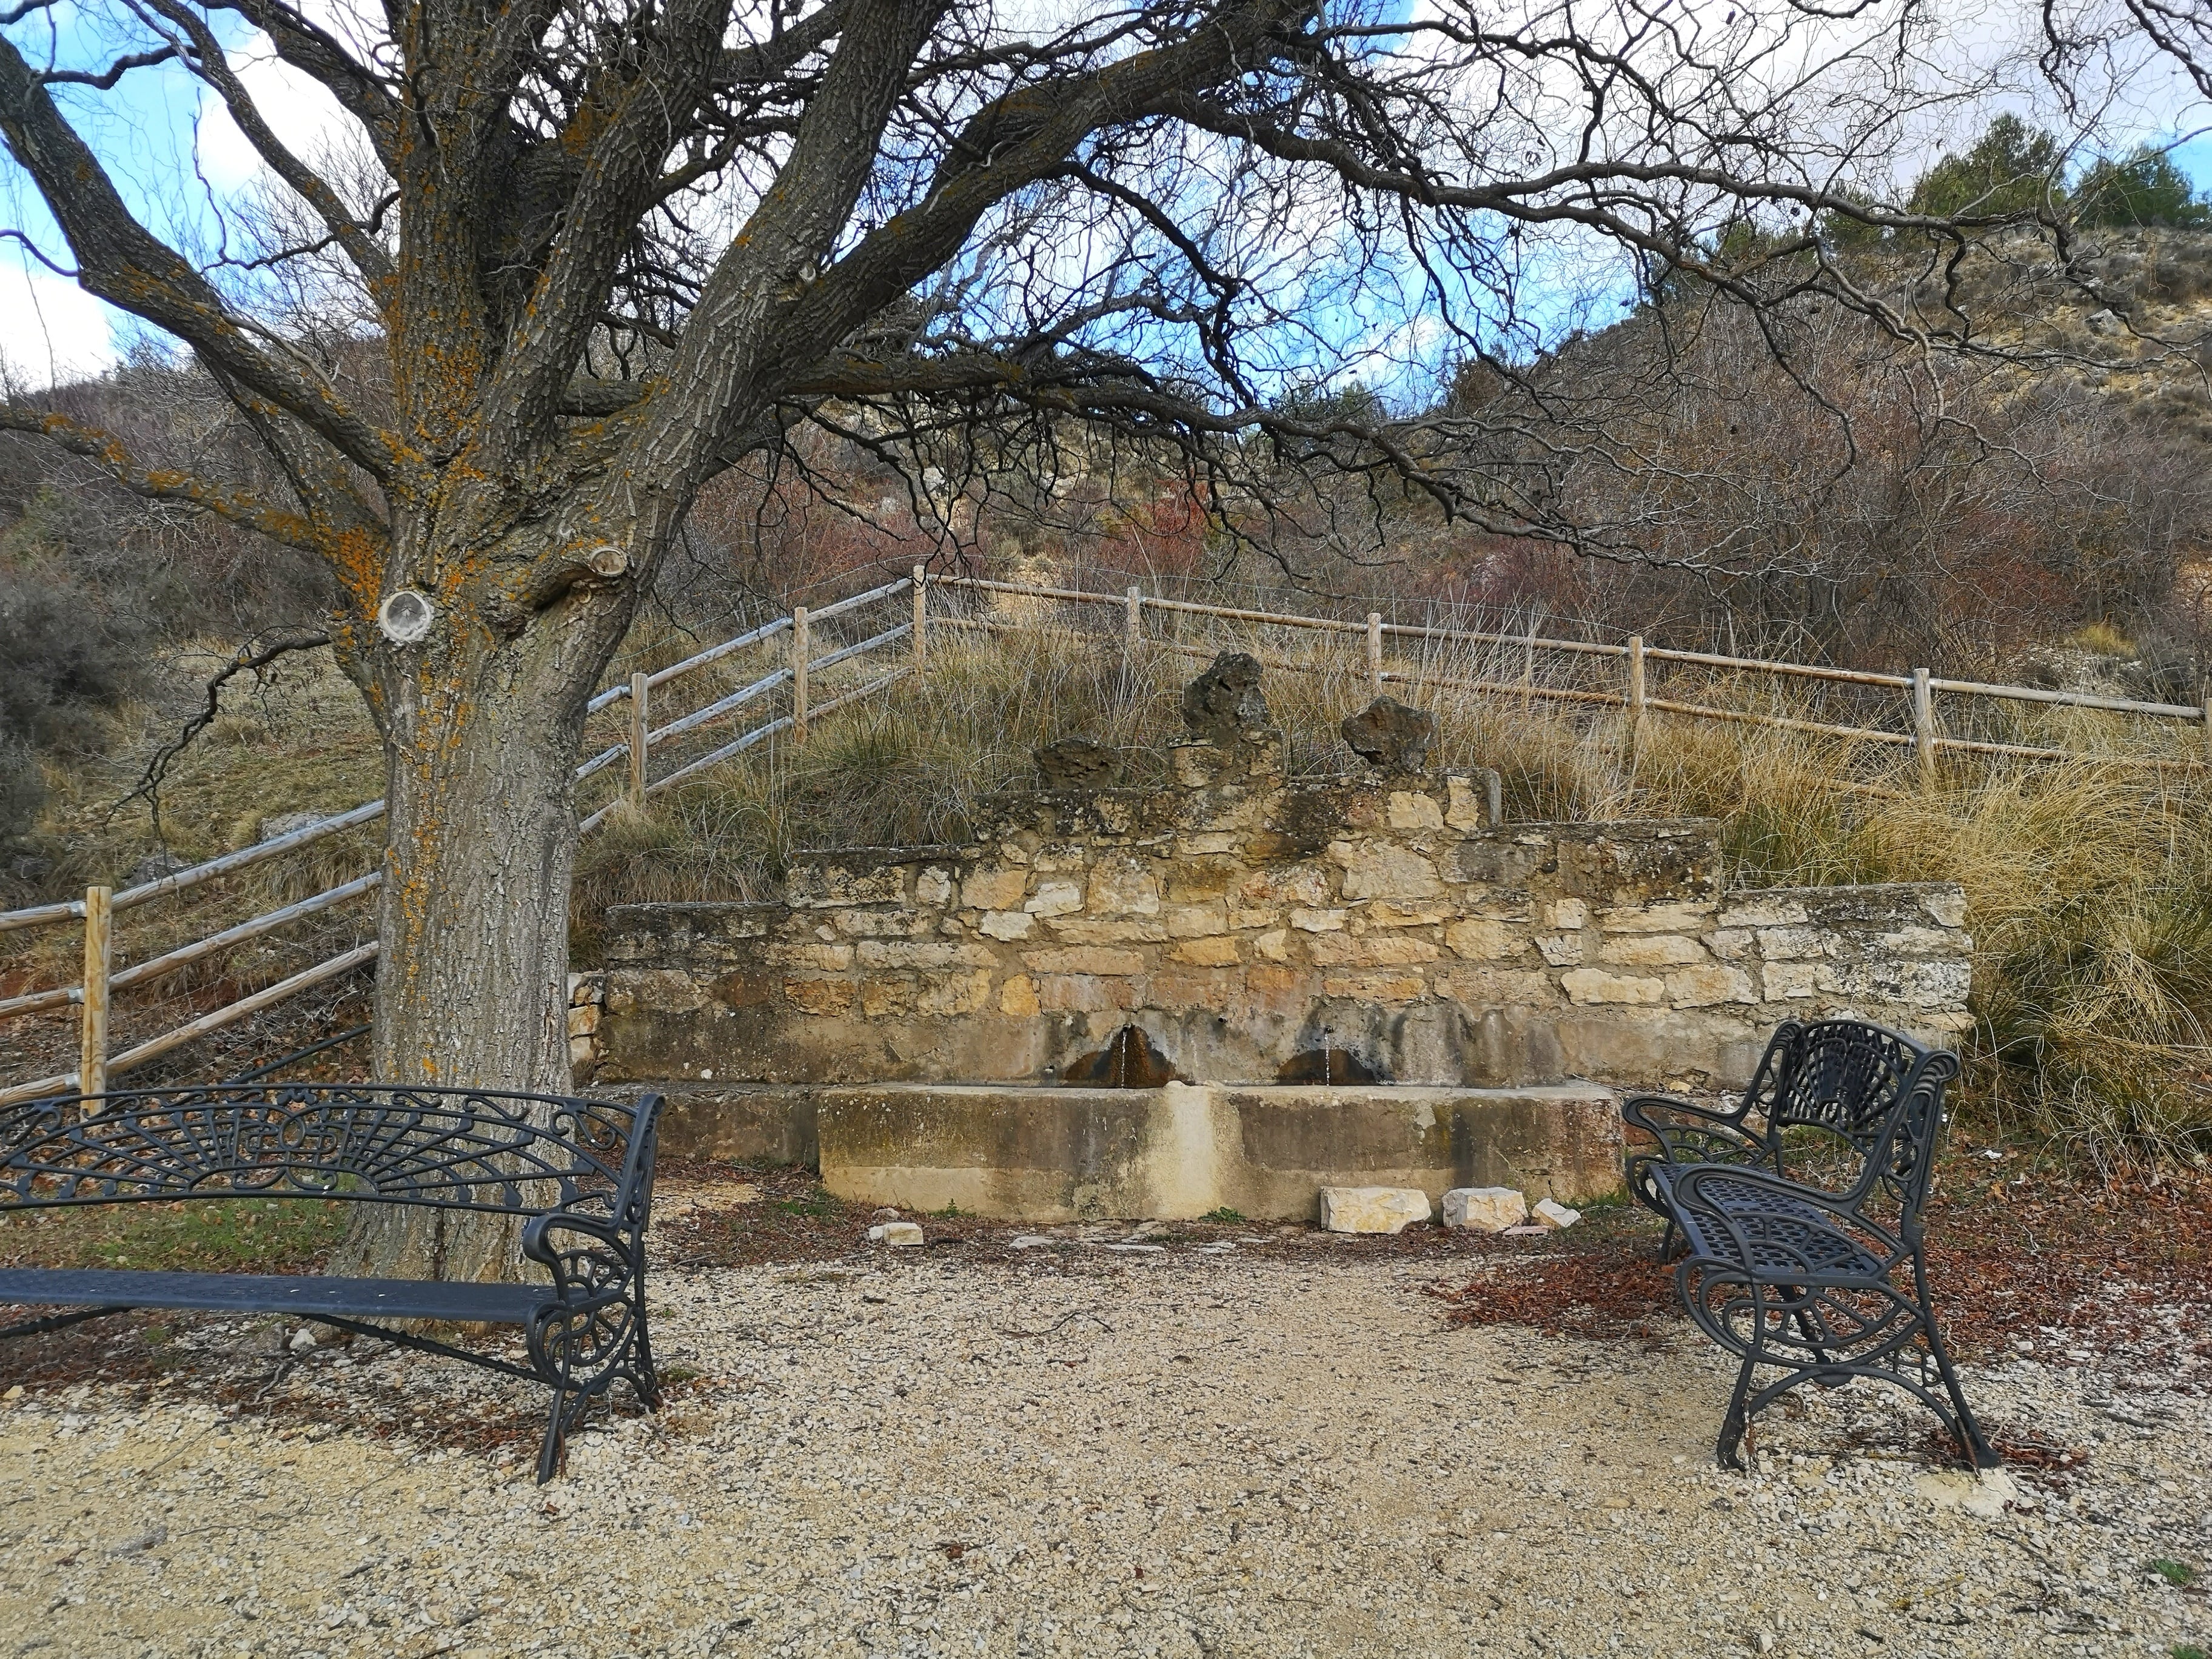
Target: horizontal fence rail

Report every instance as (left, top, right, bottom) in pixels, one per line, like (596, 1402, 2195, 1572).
(0, 572, 919, 1103)
(5, 561, 2208, 1104)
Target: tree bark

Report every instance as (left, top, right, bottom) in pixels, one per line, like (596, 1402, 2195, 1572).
(332, 568, 632, 1281)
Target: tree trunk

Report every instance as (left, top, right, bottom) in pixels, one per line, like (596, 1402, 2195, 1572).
(333, 581, 625, 1282)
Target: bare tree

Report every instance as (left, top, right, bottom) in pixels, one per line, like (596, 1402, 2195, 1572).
(0, 0, 2063, 1275)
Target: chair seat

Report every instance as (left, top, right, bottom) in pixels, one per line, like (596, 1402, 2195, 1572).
(1656, 1171, 1890, 1282)
(0, 1267, 557, 1324)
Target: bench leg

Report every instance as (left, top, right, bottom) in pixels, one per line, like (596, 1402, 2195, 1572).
(537, 1381, 581, 1484)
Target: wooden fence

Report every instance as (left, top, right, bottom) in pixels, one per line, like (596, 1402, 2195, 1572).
(2, 568, 2207, 1102)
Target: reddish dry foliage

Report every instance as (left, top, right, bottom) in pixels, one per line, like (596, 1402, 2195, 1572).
(1429, 1162, 2212, 1374)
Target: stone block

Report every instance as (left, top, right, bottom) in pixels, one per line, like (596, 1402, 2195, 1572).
(1386, 791, 1444, 830)
(1365, 903, 1446, 928)
(868, 1222, 925, 1246)
(978, 911, 1034, 940)
(1291, 907, 1348, 932)
(856, 940, 996, 970)
(914, 866, 954, 907)
(1319, 1186, 1433, 1234)
(566, 1003, 601, 1038)
(1176, 831, 1238, 856)
(1444, 919, 1510, 960)
(1920, 889, 1968, 928)
(1330, 840, 1443, 902)
(1703, 927, 1754, 962)
(1171, 936, 1241, 967)
(917, 970, 994, 1016)
(1319, 971, 1426, 1003)
(1023, 947, 1145, 976)
(1550, 898, 1589, 930)
(964, 866, 1028, 911)
(999, 974, 1039, 1016)
(1756, 926, 1828, 960)
(1025, 880, 1084, 917)
(1304, 932, 1364, 965)
(1442, 1187, 1527, 1231)
(1720, 896, 1809, 928)
(1035, 974, 1130, 1013)
(1361, 936, 1440, 966)
(1435, 968, 1557, 1008)
(1535, 934, 1585, 967)
(1598, 934, 1706, 967)
(859, 976, 916, 1017)
(1560, 968, 1666, 1006)
(1165, 902, 1228, 938)
(1444, 775, 1493, 830)
(1532, 1197, 1581, 1228)
(1761, 961, 1817, 1000)
(784, 979, 855, 1016)
(1087, 857, 1162, 917)
(1254, 930, 1292, 963)
(1666, 964, 1757, 1008)
(1595, 902, 1717, 934)
(1048, 919, 1168, 945)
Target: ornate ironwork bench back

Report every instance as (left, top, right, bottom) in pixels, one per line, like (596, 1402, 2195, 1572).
(0, 1084, 654, 1228)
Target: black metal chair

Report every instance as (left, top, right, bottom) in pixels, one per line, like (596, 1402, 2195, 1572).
(1624, 1019, 1998, 1470)
(0, 1084, 662, 1482)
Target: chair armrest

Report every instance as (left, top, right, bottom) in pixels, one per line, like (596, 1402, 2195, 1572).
(1621, 1094, 1771, 1170)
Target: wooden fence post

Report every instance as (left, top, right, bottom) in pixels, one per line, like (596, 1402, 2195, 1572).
(1913, 668, 1935, 782)
(1626, 635, 1646, 750)
(626, 672, 649, 809)
(79, 885, 111, 1098)
(1124, 586, 1143, 662)
(2203, 685, 2210, 762)
(911, 566, 928, 676)
(1366, 612, 1383, 695)
(793, 606, 811, 743)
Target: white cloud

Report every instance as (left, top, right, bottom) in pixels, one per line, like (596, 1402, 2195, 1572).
(0, 259, 121, 387)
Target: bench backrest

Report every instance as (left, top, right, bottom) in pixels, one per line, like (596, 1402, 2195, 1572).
(1744, 1018, 1958, 1222)
(0, 1085, 661, 1227)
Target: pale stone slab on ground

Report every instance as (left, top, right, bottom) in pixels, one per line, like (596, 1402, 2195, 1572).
(1533, 1197, 1582, 1229)
(1442, 1187, 1527, 1232)
(1319, 1186, 1432, 1234)
(867, 1222, 924, 1245)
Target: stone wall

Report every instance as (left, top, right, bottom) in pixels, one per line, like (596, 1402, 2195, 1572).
(595, 731, 1969, 1095)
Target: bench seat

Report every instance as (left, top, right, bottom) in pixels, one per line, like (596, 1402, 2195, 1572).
(0, 1267, 557, 1324)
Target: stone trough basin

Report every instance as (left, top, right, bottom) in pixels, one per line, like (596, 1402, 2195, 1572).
(652, 1080, 1623, 1222)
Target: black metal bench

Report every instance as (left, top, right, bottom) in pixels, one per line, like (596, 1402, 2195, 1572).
(1622, 1019, 1997, 1471)
(0, 1084, 663, 1482)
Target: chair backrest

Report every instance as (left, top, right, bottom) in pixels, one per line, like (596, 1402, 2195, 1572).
(0, 1085, 662, 1224)
(1743, 1018, 1957, 1224)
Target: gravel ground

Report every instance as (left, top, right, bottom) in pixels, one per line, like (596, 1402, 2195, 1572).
(0, 1215, 2208, 1659)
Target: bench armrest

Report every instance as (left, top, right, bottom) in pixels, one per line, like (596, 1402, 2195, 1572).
(523, 1211, 646, 1386)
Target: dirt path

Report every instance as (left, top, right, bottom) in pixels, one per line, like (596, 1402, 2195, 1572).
(0, 1239, 2204, 1659)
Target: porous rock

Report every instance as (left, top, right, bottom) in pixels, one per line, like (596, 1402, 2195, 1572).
(1340, 697, 1436, 773)
(1442, 1187, 1528, 1232)
(1318, 1186, 1432, 1234)
(1180, 652, 1270, 745)
(1034, 737, 1120, 789)
(1532, 1197, 1581, 1229)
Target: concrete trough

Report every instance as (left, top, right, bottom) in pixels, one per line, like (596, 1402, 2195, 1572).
(651, 1079, 1621, 1222)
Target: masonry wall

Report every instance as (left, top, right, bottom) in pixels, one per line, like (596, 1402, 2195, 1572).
(595, 736, 1970, 1093)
